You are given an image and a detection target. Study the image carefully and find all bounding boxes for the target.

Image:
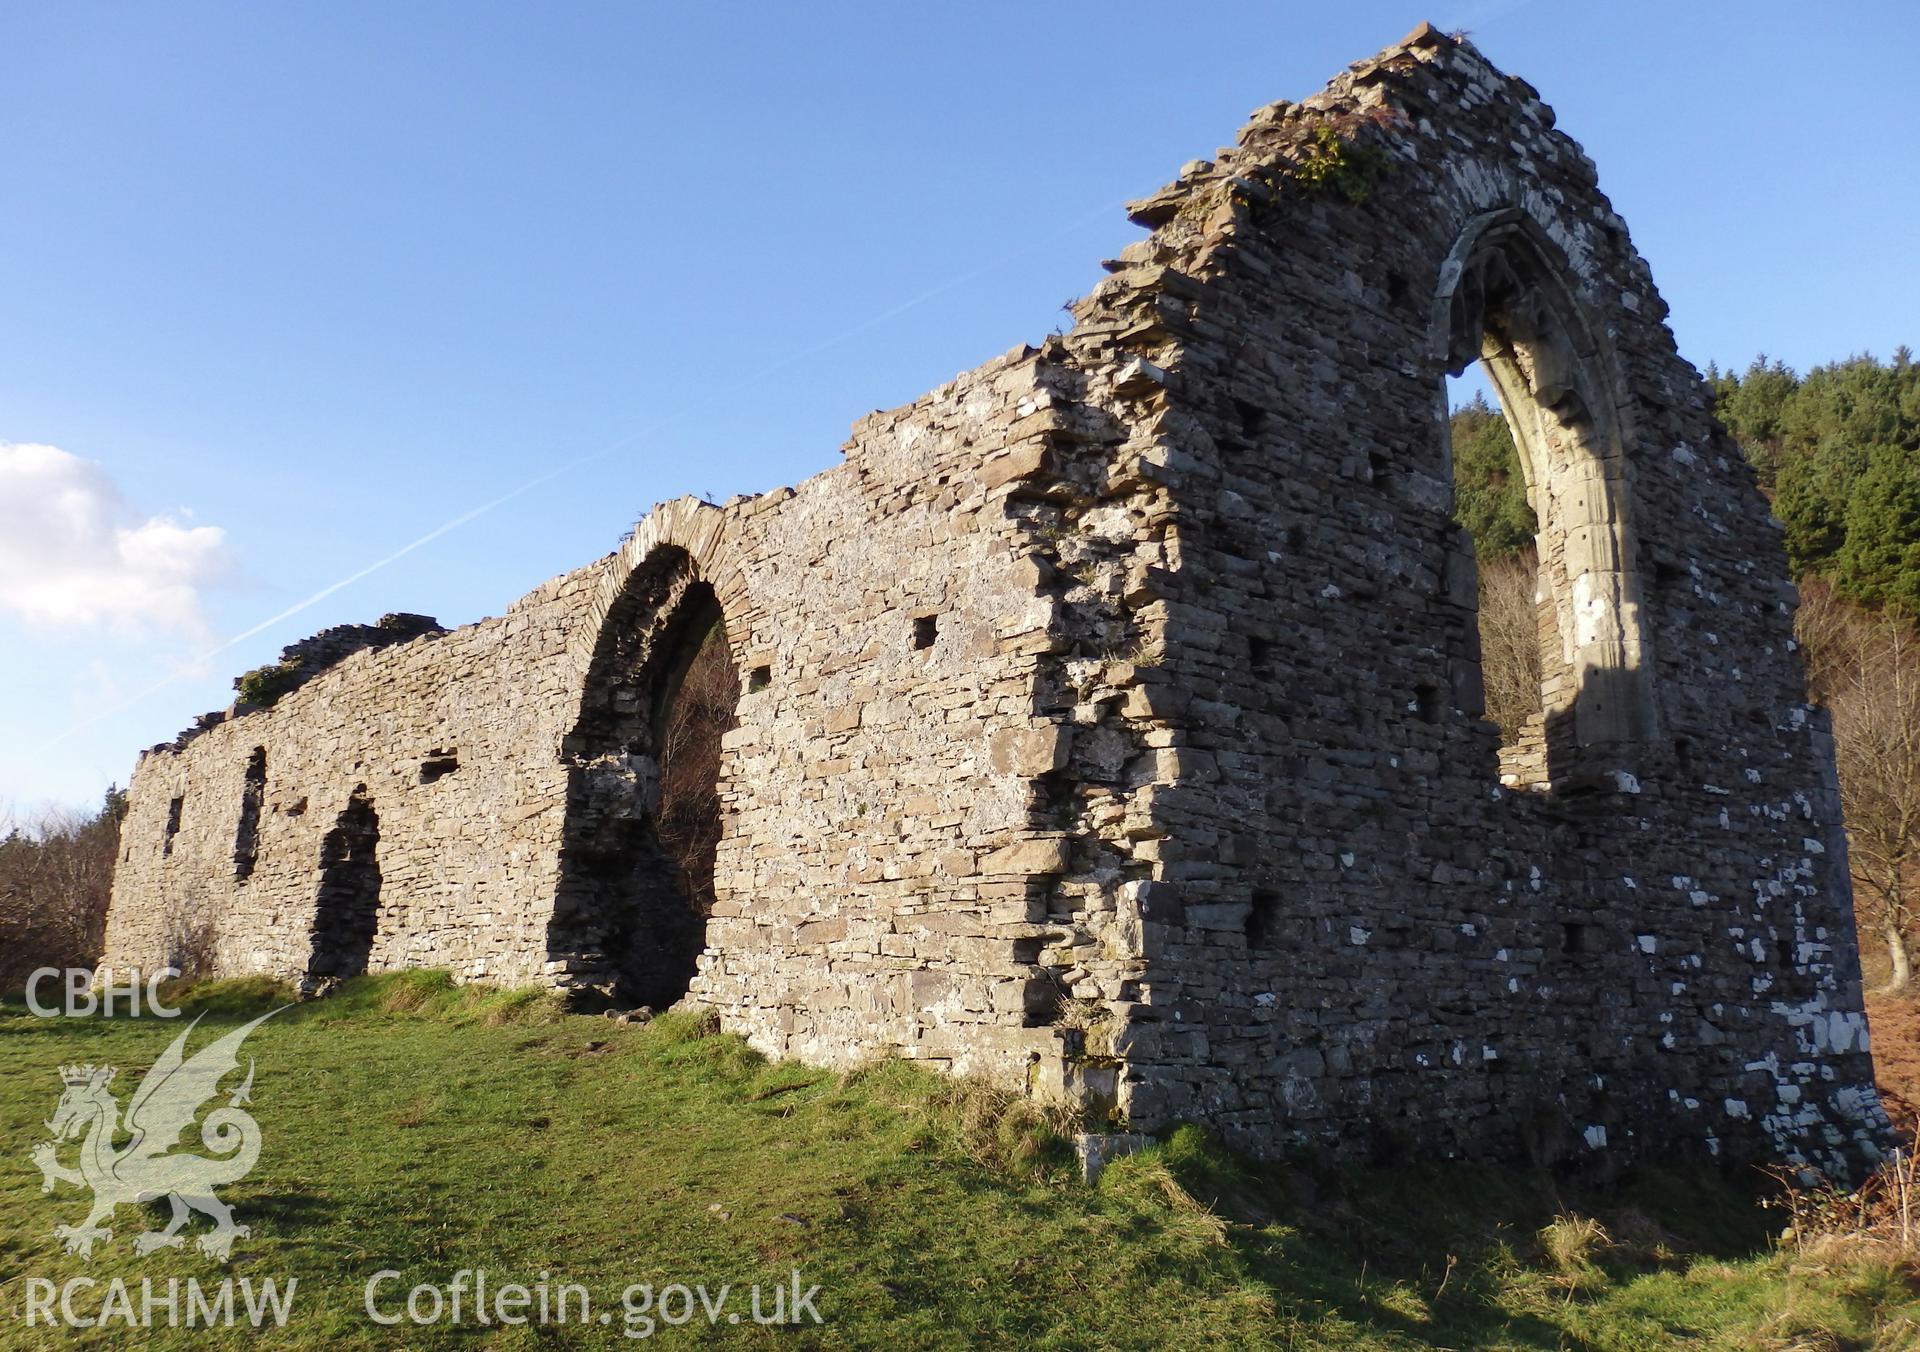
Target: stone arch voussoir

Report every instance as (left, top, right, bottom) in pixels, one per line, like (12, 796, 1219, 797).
(550, 496, 755, 1005)
(566, 497, 757, 701)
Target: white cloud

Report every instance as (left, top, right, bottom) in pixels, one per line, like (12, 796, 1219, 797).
(0, 441, 231, 635)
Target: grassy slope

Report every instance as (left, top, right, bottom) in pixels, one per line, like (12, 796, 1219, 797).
(2, 975, 1916, 1350)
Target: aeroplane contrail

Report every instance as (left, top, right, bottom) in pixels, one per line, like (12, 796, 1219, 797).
(41, 196, 1128, 750)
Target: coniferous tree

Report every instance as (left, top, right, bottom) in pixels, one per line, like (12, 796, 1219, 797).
(1448, 394, 1535, 558)
(1714, 352, 1920, 605)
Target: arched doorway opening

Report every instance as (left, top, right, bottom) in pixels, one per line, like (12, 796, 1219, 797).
(554, 549, 741, 1008)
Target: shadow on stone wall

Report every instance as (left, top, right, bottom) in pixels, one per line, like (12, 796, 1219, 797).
(307, 786, 381, 983)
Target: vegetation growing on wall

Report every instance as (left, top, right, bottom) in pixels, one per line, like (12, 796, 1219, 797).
(1289, 125, 1390, 204)
(235, 659, 303, 708)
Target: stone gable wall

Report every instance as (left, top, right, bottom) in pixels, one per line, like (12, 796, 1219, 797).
(1010, 26, 1887, 1177)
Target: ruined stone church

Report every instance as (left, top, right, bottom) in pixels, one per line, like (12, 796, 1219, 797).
(102, 25, 1891, 1177)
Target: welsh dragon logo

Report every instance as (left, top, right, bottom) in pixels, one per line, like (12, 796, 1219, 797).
(31, 1009, 282, 1262)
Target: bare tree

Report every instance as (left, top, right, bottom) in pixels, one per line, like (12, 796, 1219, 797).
(1478, 549, 1545, 745)
(1795, 579, 1862, 692)
(0, 788, 127, 991)
(1798, 583, 1920, 992)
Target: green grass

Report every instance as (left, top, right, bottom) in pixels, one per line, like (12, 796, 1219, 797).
(2, 975, 1917, 1349)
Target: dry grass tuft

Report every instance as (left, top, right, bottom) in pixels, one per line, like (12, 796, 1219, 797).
(935, 1077, 1078, 1181)
(1134, 1158, 1232, 1244)
(1770, 1129, 1920, 1263)
(377, 970, 456, 1012)
(1537, 1212, 1613, 1294)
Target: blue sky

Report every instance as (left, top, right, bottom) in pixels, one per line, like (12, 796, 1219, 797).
(2, 1, 1914, 814)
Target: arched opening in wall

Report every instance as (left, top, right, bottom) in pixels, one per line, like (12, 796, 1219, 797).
(1436, 212, 1658, 791)
(308, 786, 381, 981)
(554, 549, 741, 1010)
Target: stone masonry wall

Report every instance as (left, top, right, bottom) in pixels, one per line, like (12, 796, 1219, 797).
(618, 352, 1097, 1087)
(102, 25, 1890, 1180)
(1001, 25, 1889, 1178)
(103, 569, 598, 986)
(104, 350, 1087, 1090)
